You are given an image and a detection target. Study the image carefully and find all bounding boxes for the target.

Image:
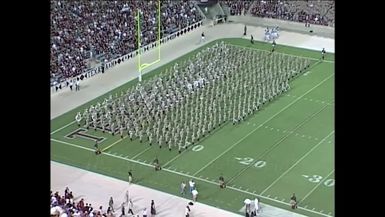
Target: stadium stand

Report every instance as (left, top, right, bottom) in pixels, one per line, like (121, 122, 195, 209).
(50, 0, 203, 83)
(50, 187, 110, 217)
(220, 0, 254, 16)
(249, 0, 335, 27)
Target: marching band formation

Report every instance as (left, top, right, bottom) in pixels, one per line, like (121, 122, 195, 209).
(75, 41, 311, 153)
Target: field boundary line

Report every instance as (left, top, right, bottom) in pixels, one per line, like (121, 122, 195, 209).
(51, 138, 331, 217)
(260, 131, 334, 195)
(192, 73, 334, 176)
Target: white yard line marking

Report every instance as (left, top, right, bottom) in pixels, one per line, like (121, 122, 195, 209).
(260, 131, 334, 195)
(102, 136, 127, 151)
(51, 121, 76, 135)
(51, 138, 332, 217)
(163, 152, 185, 167)
(285, 95, 334, 106)
(192, 74, 334, 176)
(300, 169, 335, 203)
(132, 146, 152, 160)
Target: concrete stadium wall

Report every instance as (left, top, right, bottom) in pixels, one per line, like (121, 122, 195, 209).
(228, 15, 334, 39)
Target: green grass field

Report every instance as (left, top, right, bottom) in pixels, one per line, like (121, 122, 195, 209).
(51, 38, 334, 217)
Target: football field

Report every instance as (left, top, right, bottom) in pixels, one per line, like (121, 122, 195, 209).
(51, 38, 334, 217)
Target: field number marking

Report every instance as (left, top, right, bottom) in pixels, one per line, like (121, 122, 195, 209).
(192, 145, 204, 152)
(235, 157, 266, 168)
(302, 174, 334, 187)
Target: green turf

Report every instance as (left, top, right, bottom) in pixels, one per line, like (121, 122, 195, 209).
(51, 38, 334, 217)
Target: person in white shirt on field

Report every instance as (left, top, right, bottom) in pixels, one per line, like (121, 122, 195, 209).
(75, 112, 82, 126)
(192, 189, 198, 201)
(188, 180, 195, 193)
(180, 181, 186, 195)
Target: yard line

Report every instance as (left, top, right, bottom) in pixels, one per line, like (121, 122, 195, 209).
(300, 169, 335, 204)
(51, 121, 76, 135)
(163, 152, 185, 167)
(51, 138, 331, 217)
(226, 104, 329, 185)
(229, 44, 334, 63)
(260, 131, 334, 195)
(101, 136, 127, 152)
(192, 73, 334, 176)
(131, 146, 152, 160)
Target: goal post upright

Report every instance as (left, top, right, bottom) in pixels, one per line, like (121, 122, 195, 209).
(137, 0, 161, 82)
(136, 8, 143, 82)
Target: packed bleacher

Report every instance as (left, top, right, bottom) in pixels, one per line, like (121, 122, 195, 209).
(50, 0, 203, 82)
(250, 0, 335, 27)
(220, 0, 254, 16)
(50, 187, 114, 217)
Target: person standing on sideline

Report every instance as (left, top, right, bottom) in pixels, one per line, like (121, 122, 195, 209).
(219, 174, 226, 188)
(153, 157, 161, 171)
(76, 77, 80, 91)
(321, 48, 326, 60)
(94, 141, 101, 155)
(244, 25, 247, 36)
(120, 202, 125, 217)
(290, 193, 297, 209)
(124, 190, 130, 206)
(180, 181, 186, 195)
(188, 180, 195, 193)
(150, 200, 156, 216)
(128, 170, 133, 184)
(272, 40, 276, 52)
(250, 35, 254, 44)
(109, 196, 114, 212)
(192, 189, 198, 201)
(127, 199, 134, 215)
(201, 32, 205, 43)
(69, 79, 73, 91)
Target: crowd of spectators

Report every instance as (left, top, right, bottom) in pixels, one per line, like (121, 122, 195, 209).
(219, 1, 334, 27)
(51, 0, 203, 81)
(220, 0, 254, 16)
(50, 187, 113, 217)
(250, 1, 335, 27)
